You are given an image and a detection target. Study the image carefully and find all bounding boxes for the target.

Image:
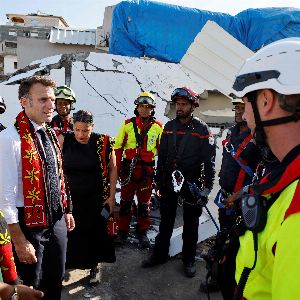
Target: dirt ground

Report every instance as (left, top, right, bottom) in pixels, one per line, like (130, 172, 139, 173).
(62, 205, 223, 300)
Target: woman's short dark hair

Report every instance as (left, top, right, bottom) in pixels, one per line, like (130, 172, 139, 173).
(18, 75, 56, 99)
(73, 110, 94, 124)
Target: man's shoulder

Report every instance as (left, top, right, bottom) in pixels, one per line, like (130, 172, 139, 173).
(192, 116, 208, 126)
(52, 114, 61, 121)
(124, 118, 134, 125)
(152, 119, 163, 128)
(191, 117, 210, 133)
(165, 119, 175, 127)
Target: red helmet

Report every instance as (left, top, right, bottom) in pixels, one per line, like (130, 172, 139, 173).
(171, 87, 199, 107)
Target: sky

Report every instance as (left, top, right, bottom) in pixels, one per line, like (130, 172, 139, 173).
(0, 0, 300, 29)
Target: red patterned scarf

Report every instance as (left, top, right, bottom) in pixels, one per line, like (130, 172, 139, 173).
(96, 134, 113, 201)
(96, 134, 118, 236)
(15, 111, 68, 227)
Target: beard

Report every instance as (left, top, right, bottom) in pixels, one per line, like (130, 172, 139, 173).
(176, 109, 192, 119)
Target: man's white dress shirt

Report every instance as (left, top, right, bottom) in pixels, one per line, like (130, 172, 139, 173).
(0, 122, 58, 224)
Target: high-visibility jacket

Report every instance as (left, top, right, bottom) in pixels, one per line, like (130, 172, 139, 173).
(235, 147, 300, 300)
(114, 117, 163, 169)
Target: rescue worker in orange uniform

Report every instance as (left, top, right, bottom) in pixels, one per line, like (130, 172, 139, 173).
(114, 92, 163, 248)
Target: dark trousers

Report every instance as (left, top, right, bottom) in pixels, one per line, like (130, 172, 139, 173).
(153, 186, 202, 263)
(217, 207, 238, 300)
(15, 210, 67, 300)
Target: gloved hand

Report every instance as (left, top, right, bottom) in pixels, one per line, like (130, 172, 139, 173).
(197, 196, 208, 207)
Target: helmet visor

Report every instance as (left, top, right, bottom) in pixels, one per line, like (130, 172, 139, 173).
(135, 96, 155, 107)
(233, 70, 280, 92)
(171, 88, 194, 102)
(55, 86, 75, 101)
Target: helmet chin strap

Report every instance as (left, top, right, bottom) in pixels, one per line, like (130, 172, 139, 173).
(251, 100, 267, 147)
(251, 99, 300, 146)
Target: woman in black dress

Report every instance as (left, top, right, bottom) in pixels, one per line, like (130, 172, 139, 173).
(58, 110, 117, 286)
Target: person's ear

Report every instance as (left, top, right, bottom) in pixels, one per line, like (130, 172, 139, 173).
(20, 96, 28, 108)
(260, 89, 275, 116)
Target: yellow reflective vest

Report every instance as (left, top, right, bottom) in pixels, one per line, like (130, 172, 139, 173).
(114, 117, 163, 168)
(236, 151, 300, 300)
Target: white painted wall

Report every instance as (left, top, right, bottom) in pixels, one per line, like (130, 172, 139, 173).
(3, 55, 17, 75)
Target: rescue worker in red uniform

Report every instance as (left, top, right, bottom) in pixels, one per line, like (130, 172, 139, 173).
(142, 87, 216, 278)
(200, 98, 261, 299)
(114, 92, 163, 248)
(50, 85, 75, 136)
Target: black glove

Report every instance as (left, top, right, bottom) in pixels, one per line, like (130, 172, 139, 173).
(197, 196, 208, 207)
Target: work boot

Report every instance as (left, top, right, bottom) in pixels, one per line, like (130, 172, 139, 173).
(114, 231, 128, 246)
(141, 255, 167, 268)
(138, 232, 151, 249)
(89, 265, 100, 286)
(183, 262, 196, 278)
(199, 279, 220, 293)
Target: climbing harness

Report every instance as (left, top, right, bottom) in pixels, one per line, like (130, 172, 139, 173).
(171, 169, 185, 193)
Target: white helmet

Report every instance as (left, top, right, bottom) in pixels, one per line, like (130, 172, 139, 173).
(232, 38, 300, 98)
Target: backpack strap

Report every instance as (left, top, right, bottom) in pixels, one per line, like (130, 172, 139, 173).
(131, 117, 153, 153)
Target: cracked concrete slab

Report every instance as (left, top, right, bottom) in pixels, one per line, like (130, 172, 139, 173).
(0, 52, 211, 135)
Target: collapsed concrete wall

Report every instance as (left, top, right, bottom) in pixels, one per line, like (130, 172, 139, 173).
(0, 51, 230, 135)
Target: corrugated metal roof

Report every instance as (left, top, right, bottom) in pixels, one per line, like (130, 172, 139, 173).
(49, 27, 96, 46)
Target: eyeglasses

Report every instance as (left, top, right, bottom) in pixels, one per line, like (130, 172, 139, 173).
(135, 96, 155, 107)
(73, 112, 93, 124)
(55, 86, 75, 99)
(171, 88, 195, 102)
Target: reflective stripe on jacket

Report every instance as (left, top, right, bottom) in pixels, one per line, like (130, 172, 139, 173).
(114, 117, 163, 169)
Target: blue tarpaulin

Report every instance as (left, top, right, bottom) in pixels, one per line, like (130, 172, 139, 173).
(109, 0, 300, 63)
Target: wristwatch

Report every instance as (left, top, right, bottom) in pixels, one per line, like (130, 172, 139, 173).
(11, 285, 19, 300)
